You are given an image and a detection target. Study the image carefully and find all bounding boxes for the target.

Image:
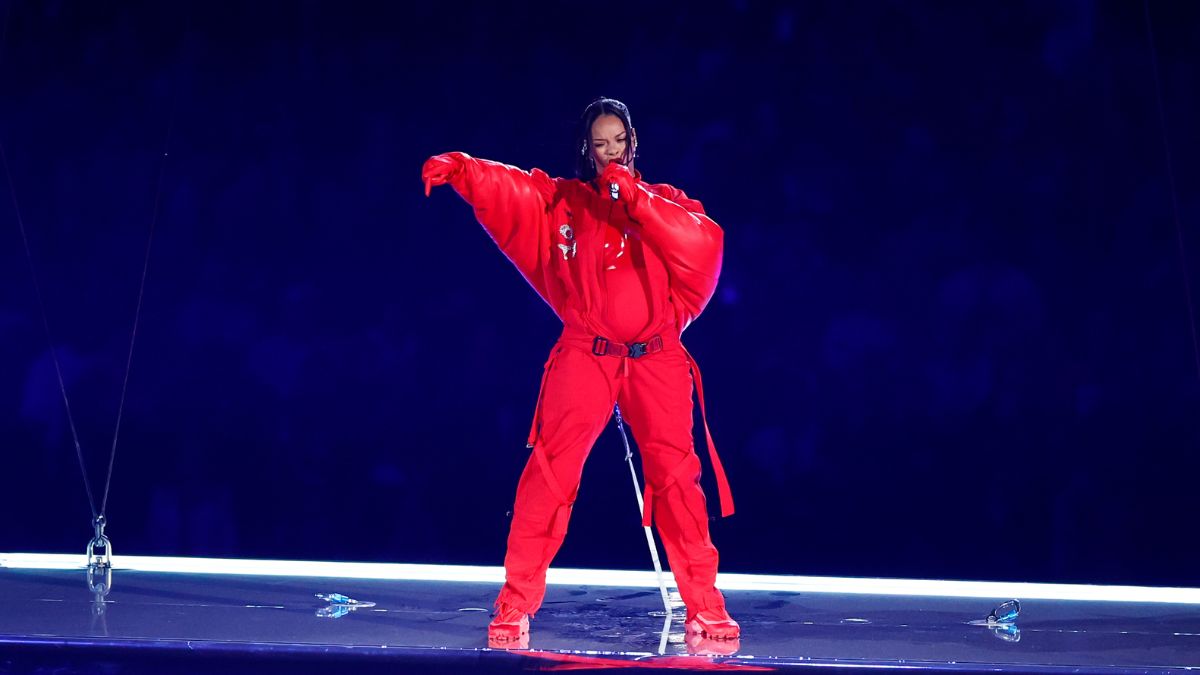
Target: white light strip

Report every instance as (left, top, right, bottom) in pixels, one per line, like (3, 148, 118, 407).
(4, 552, 1199, 605)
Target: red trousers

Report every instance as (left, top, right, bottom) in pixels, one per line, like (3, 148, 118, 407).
(494, 327, 728, 618)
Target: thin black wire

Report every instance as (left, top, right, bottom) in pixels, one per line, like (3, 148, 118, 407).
(1143, 0, 1200, 383)
(0, 0, 100, 519)
(2, 142, 98, 518)
(101, 106, 176, 516)
(2, 2, 184, 523)
(94, 8, 190, 519)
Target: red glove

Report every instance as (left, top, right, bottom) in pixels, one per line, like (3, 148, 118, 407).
(599, 161, 641, 208)
(422, 152, 467, 196)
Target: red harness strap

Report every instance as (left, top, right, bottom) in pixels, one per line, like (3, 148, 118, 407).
(525, 347, 561, 450)
(683, 346, 735, 518)
(639, 346, 734, 527)
(525, 347, 573, 537)
(524, 330, 735, 535)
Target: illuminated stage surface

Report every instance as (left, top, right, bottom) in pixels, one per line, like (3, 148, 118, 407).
(1, 555, 1198, 673)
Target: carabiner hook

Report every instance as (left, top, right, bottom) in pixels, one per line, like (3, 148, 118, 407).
(87, 514, 112, 569)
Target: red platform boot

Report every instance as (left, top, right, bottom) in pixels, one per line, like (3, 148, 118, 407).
(487, 602, 530, 648)
(685, 606, 741, 640)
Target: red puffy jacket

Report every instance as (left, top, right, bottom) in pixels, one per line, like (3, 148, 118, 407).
(444, 152, 723, 338)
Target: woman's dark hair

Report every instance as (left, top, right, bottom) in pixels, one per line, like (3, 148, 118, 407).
(575, 97, 636, 181)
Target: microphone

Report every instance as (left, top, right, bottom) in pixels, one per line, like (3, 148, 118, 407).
(609, 182, 619, 201)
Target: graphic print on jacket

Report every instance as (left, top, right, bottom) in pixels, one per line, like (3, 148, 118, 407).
(444, 152, 723, 342)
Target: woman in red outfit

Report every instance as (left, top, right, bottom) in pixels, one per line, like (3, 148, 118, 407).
(422, 98, 738, 644)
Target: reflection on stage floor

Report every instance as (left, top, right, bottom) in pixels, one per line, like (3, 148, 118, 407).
(2, 554, 1198, 673)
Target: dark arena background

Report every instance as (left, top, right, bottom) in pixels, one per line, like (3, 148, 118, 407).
(2, 1, 1199, 673)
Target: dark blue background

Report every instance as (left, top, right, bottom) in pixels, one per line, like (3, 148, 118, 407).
(2, 0, 1198, 586)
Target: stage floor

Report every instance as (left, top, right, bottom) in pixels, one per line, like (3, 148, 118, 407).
(1, 554, 1198, 673)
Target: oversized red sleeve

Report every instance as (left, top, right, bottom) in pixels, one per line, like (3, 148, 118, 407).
(445, 152, 557, 302)
(631, 183, 724, 330)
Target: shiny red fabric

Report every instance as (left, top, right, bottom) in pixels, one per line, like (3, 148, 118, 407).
(443, 153, 733, 618)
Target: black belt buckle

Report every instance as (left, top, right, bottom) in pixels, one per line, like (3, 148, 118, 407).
(627, 341, 648, 359)
(592, 337, 609, 356)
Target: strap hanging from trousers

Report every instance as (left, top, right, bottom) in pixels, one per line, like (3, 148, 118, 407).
(525, 328, 734, 536)
(525, 346, 572, 538)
